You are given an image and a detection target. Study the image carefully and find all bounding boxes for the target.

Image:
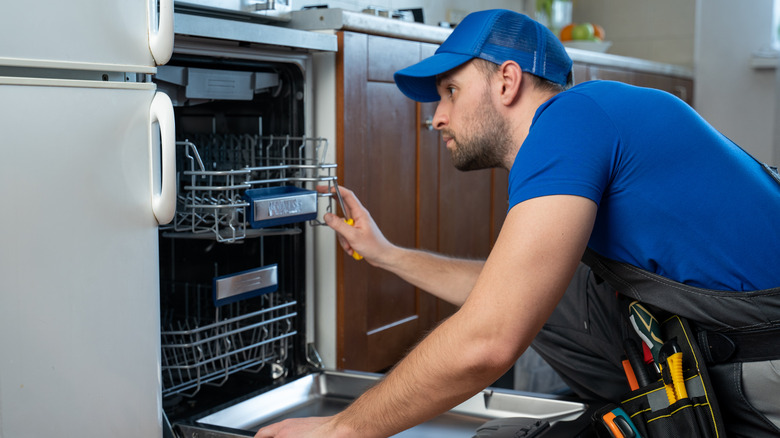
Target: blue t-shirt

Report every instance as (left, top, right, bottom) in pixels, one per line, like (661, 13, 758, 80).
(508, 81, 780, 291)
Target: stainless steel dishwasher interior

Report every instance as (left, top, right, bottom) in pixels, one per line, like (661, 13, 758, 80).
(176, 370, 587, 437)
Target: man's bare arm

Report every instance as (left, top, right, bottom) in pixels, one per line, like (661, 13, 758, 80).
(323, 186, 484, 306)
(255, 195, 597, 438)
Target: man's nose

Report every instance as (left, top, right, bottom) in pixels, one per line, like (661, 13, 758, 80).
(432, 103, 448, 130)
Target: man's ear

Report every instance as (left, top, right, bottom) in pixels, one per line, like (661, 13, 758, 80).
(498, 61, 523, 106)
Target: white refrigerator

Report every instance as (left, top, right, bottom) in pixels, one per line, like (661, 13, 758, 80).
(0, 1, 175, 436)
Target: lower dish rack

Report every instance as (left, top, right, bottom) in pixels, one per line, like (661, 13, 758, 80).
(164, 134, 336, 243)
(161, 284, 297, 398)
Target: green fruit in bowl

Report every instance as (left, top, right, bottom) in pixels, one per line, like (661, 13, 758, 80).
(571, 23, 595, 40)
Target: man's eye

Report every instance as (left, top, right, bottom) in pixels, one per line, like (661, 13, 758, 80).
(447, 87, 455, 96)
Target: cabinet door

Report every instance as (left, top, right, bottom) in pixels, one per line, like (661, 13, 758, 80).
(571, 62, 590, 85)
(418, 45, 503, 322)
(338, 32, 430, 371)
(337, 33, 501, 372)
(576, 62, 694, 106)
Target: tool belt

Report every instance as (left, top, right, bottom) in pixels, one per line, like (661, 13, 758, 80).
(582, 249, 780, 438)
(593, 312, 726, 437)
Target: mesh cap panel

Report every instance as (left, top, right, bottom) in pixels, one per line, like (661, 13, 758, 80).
(394, 9, 572, 102)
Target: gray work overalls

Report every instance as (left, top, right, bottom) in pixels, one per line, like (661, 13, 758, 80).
(530, 162, 780, 438)
(529, 251, 780, 438)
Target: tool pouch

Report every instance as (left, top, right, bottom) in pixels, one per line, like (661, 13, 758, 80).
(581, 247, 780, 437)
(599, 314, 726, 438)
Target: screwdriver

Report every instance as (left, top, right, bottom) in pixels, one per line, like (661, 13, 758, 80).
(660, 339, 688, 403)
(331, 180, 362, 260)
(623, 338, 652, 388)
(628, 301, 663, 371)
(598, 406, 642, 438)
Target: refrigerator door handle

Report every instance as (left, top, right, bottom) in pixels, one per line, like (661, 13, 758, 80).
(150, 91, 176, 224)
(148, 0, 174, 65)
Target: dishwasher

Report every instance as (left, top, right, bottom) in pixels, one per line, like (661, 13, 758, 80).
(159, 6, 595, 437)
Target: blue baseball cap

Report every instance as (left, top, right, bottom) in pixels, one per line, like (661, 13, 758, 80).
(394, 9, 573, 102)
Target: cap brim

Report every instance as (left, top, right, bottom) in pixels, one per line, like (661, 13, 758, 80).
(393, 52, 475, 102)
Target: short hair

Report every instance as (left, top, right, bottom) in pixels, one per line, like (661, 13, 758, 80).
(472, 58, 570, 93)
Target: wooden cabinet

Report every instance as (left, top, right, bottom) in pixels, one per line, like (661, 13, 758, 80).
(335, 32, 506, 372)
(572, 62, 694, 105)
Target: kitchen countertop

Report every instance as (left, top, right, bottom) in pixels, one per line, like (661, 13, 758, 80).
(286, 8, 692, 79)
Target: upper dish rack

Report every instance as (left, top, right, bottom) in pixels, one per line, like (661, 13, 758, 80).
(164, 134, 336, 243)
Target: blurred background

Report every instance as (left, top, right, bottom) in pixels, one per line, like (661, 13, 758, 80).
(294, 0, 780, 166)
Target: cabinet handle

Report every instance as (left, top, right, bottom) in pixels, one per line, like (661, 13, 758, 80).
(422, 117, 434, 131)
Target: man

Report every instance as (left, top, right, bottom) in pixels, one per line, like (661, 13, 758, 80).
(256, 9, 780, 438)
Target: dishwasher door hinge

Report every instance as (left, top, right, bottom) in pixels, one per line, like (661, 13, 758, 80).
(306, 343, 324, 369)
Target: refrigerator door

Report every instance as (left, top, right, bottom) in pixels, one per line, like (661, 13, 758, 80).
(0, 0, 173, 70)
(0, 78, 165, 437)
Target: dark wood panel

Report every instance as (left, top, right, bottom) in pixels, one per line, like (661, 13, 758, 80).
(438, 165, 492, 259)
(575, 61, 693, 106)
(364, 81, 418, 334)
(366, 314, 422, 369)
(418, 101, 440, 255)
(634, 71, 673, 91)
(491, 169, 509, 245)
(587, 65, 636, 83)
(337, 32, 441, 372)
(437, 163, 492, 319)
(367, 35, 421, 83)
(571, 62, 589, 85)
(337, 31, 370, 370)
(669, 77, 693, 105)
(417, 43, 441, 329)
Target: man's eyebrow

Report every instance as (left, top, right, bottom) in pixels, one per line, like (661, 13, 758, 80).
(435, 73, 452, 87)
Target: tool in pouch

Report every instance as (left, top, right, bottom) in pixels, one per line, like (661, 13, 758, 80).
(628, 302, 688, 405)
(581, 248, 757, 438)
(594, 405, 642, 438)
(331, 180, 362, 260)
(597, 300, 725, 438)
(628, 301, 663, 371)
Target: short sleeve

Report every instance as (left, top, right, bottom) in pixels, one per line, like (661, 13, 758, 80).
(507, 92, 621, 210)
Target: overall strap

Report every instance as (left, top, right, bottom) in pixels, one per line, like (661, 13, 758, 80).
(761, 162, 780, 185)
(581, 248, 780, 364)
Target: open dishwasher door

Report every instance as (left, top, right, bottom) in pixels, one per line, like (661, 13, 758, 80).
(174, 370, 596, 437)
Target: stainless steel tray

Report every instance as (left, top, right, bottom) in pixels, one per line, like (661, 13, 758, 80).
(175, 370, 587, 437)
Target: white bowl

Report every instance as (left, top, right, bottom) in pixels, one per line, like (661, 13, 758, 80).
(563, 40, 613, 53)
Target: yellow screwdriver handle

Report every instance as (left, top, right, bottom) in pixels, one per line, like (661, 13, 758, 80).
(664, 382, 677, 405)
(344, 218, 363, 260)
(667, 352, 688, 400)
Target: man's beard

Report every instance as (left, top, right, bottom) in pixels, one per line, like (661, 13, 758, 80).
(444, 97, 512, 171)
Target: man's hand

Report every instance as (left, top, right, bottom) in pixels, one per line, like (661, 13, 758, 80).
(318, 185, 394, 266)
(254, 416, 351, 438)
(319, 184, 485, 306)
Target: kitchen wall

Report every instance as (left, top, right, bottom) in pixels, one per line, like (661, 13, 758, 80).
(295, 0, 533, 26)
(694, 0, 779, 166)
(574, 0, 779, 165)
(295, 0, 698, 68)
(572, 0, 696, 70)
